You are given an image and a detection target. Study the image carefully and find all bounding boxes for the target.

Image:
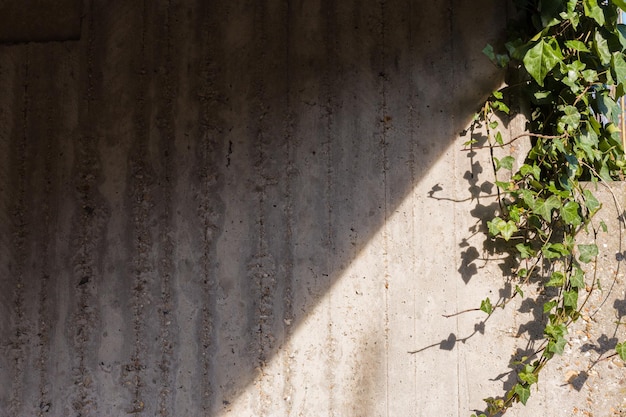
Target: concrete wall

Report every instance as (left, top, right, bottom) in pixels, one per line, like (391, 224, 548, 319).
(9, 1, 623, 416)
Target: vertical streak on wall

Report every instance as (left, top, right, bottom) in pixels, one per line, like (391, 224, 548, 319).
(0, 53, 8, 414)
(192, 0, 226, 414)
(446, 2, 464, 415)
(125, 0, 153, 413)
(322, 2, 338, 414)
(378, 1, 391, 415)
(7, 49, 29, 417)
(154, 0, 177, 415)
(69, 0, 107, 413)
(29, 44, 64, 417)
(280, 0, 296, 414)
(173, 0, 225, 414)
(249, 1, 296, 413)
(385, 0, 420, 415)
(249, 2, 270, 415)
(287, 1, 334, 413)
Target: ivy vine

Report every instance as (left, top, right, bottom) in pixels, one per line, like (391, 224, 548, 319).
(465, 1, 626, 415)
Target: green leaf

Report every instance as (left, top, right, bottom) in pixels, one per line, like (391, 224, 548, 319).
(600, 220, 608, 232)
(543, 300, 558, 313)
(547, 336, 567, 355)
(487, 217, 518, 241)
(594, 30, 612, 66)
(516, 243, 534, 259)
(577, 128, 600, 161)
(578, 244, 598, 263)
(519, 367, 538, 385)
(523, 38, 563, 86)
(612, 52, 626, 84)
(584, 0, 605, 26)
(616, 342, 626, 361)
(480, 297, 493, 314)
(483, 43, 496, 61)
(570, 267, 585, 289)
(492, 100, 510, 114)
(561, 0, 581, 28)
(561, 201, 581, 226)
(582, 68, 598, 83)
(514, 383, 531, 405)
(515, 285, 524, 298)
(488, 217, 503, 237)
(543, 243, 569, 259)
(483, 44, 510, 67)
(617, 24, 626, 49)
(533, 195, 561, 222)
(565, 40, 590, 52)
(583, 189, 601, 213)
(546, 271, 565, 287)
(495, 131, 504, 145)
(598, 91, 620, 124)
(500, 155, 515, 171)
(564, 289, 579, 309)
(558, 105, 581, 132)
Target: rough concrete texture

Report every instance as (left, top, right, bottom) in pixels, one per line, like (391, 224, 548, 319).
(1, 1, 625, 416)
(0, 0, 82, 43)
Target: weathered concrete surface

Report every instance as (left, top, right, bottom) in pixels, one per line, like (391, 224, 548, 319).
(1, 1, 624, 416)
(0, 0, 82, 43)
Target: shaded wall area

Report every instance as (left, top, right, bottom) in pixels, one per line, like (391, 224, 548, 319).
(0, 1, 506, 416)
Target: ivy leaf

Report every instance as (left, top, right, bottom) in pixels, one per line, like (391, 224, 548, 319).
(543, 300, 558, 313)
(564, 289, 579, 309)
(612, 52, 626, 84)
(545, 322, 568, 339)
(616, 342, 626, 361)
(570, 267, 585, 288)
(495, 131, 504, 145)
(519, 364, 538, 385)
(617, 24, 626, 50)
(598, 91, 620, 124)
(480, 297, 493, 314)
(523, 38, 563, 86)
(533, 195, 560, 222)
(516, 243, 534, 259)
(582, 68, 598, 83)
(594, 30, 612, 66)
(584, 0, 605, 26)
(483, 44, 510, 68)
(578, 244, 598, 263)
(561, 201, 581, 226)
(562, 105, 581, 127)
(547, 336, 567, 355)
(546, 271, 565, 287)
(543, 243, 569, 259)
(565, 40, 590, 52)
(488, 218, 517, 241)
(583, 189, 601, 213)
(500, 156, 515, 171)
(561, 0, 580, 27)
(600, 220, 608, 232)
(577, 128, 600, 161)
(514, 384, 531, 405)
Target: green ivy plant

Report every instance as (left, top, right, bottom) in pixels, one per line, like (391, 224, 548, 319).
(465, 1, 626, 415)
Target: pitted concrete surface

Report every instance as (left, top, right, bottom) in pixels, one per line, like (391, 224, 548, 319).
(1, 1, 625, 417)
